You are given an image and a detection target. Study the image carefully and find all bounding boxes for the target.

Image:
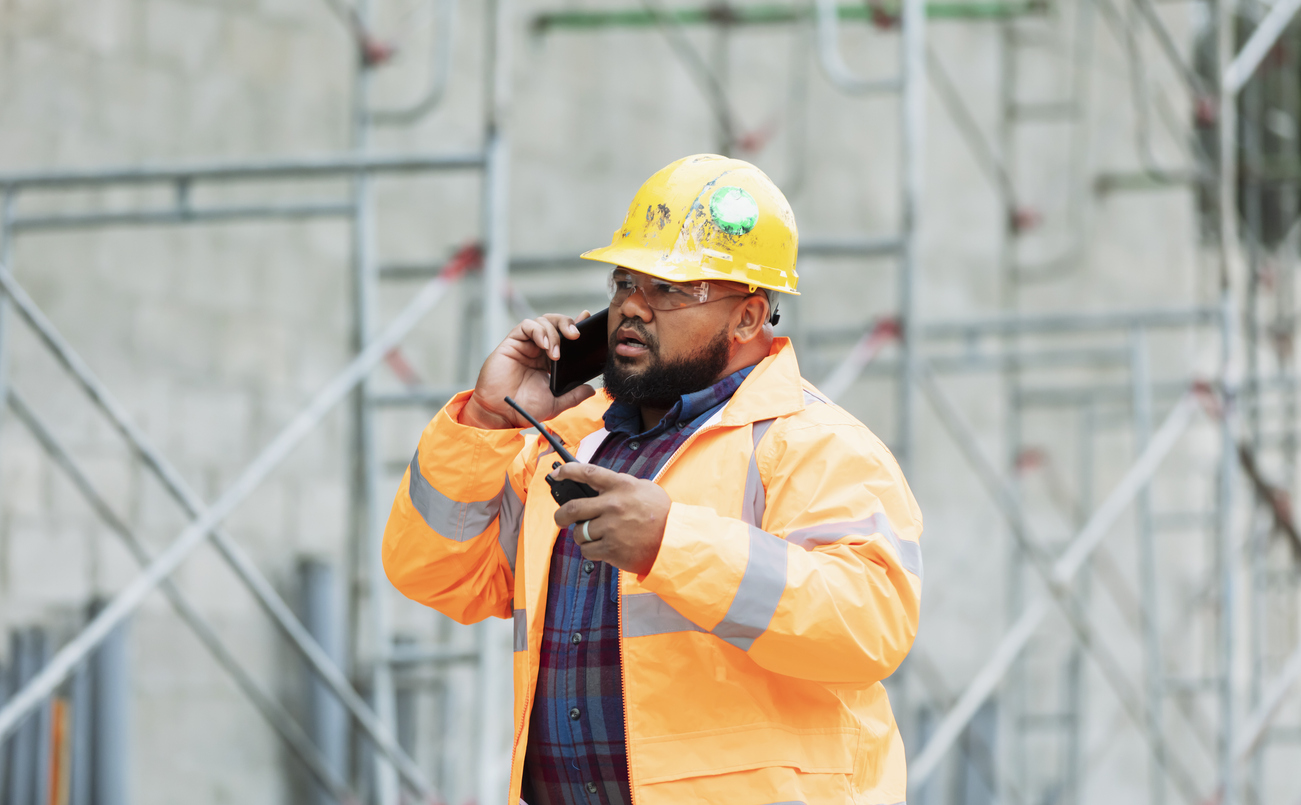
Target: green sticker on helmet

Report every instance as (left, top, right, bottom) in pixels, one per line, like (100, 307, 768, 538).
(709, 186, 759, 235)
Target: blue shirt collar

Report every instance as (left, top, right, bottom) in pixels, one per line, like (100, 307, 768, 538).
(602, 365, 756, 439)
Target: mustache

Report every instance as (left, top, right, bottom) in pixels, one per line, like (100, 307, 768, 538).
(609, 318, 659, 353)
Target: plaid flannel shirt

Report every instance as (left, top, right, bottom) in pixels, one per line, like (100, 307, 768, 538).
(520, 365, 756, 805)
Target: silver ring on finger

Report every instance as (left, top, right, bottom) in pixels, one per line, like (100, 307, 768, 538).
(580, 520, 594, 544)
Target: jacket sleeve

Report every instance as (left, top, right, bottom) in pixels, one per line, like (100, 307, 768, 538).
(382, 391, 536, 625)
(638, 414, 923, 685)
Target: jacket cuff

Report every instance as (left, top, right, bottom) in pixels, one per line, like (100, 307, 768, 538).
(417, 391, 527, 501)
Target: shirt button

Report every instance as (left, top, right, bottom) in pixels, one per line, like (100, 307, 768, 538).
(571, 632, 583, 645)
(570, 707, 582, 721)
(629, 441, 640, 450)
(582, 560, 595, 574)
(586, 782, 598, 793)
(677, 421, 687, 429)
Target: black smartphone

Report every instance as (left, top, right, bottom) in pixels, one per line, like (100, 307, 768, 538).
(549, 308, 610, 397)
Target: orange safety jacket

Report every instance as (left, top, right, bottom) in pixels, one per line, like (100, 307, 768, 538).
(383, 338, 923, 804)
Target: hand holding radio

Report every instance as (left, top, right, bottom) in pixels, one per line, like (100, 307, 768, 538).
(461, 311, 601, 430)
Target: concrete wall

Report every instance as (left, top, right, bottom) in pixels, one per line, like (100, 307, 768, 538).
(0, 0, 1293, 803)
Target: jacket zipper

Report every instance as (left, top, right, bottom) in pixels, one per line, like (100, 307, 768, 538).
(620, 417, 734, 803)
(520, 418, 745, 802)
(618, 569, 637, 805)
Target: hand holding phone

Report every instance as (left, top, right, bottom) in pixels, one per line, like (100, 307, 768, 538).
(461, 311, 599, 430)
(504, 396, 599, 505)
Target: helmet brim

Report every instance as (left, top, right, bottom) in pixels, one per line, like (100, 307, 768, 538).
(579, 244, 800, 296)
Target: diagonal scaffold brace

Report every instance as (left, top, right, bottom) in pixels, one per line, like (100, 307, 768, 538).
(909, 366, 1205, 801)
(5, 389, 363, 805)
(0, 260, 465, 803)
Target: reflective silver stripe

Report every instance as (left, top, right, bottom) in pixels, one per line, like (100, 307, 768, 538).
(408, 448, 504, 542)
(897, 539, 923, 580)
(622, 592, 705, 638)
(513, 609, 527, 652)
(713, 526, 789, 651)
(622, 528, 787, 647)
(742, 418, 776, 527)
(497, 480, 523, 573)
(575, 428, 609, 463)
(786, 512, 923, 580)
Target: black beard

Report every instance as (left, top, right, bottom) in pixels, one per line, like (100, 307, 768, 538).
(603, 321, 731, 410)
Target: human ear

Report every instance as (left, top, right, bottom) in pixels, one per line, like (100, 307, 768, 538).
(731, 295, 769, 344)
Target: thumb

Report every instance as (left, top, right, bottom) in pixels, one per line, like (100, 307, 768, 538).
(552, 383, 597, 414)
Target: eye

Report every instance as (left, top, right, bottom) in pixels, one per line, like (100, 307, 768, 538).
(611, 272, 636, 291)
(654, 280, 693, 297)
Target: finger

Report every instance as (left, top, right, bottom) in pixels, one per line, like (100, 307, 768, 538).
(525, 317, 564, 359)
(553, 383, 596, 413)
(540, 312, 581, 335)
(575, 309, 592, 324)
(553, 495, 606, 528)
(578, 538, 610, 562)
(552, 462, 626, 492)
(517, 319, 550, 355)
(567, 518, 604, 547)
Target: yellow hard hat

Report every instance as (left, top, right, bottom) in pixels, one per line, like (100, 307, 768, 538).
(580, 154, 799, 295)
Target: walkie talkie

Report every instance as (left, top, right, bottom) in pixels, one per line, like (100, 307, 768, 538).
(503, 396, 599, 505)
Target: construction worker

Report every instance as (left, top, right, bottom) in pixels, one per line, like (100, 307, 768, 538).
(382, 155, 923, 804)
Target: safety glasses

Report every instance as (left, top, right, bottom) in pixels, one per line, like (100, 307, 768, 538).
(606, 268, 749, 311)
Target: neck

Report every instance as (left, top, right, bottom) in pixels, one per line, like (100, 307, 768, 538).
(637, 404, 671, 432)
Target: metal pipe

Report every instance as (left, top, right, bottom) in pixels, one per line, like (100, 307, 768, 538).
(1234, 641, 1301, 761)
(68, 660, 90, 805)
(480, 0, 513, 357)
(1131, 0, 1205, 95)
(369, 0, 459, 126)
(813, 0, 901, 94)
(366, 386, 462, 408)
(909, 372, 1203, 797)
(0, 152, 485, 190)
(477, 4, 512, 801)
(921, 305, 1221, 338)
(896, 0, 925, 473)
(0, 263, 454, 800)
(530, 1, 1044, 31)
(299, 560, 351, 805)
(387, 646, 480, 666)
(1130, 328, 1167, 805)
(5, 629, 40, 805)
(90, 606, 129, 805)
(4, 389, 360, 804)
(638, 0, 738, 149)
(10, 203, 355, 232)
(1223, 0, 1301, 95)
(819, 320, 898, 400)
(348, 0, 400, 796)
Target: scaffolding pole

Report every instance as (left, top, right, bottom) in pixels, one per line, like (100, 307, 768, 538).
(0, 262, 458, 800)
(909, 371, 1204, 799)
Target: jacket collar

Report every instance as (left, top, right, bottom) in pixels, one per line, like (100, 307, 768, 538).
(718, 337, 806, 427)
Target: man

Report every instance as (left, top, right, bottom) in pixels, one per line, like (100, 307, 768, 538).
(383, 154, 922, 804)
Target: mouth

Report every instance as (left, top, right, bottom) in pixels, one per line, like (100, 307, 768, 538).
(614, 327, 651, 358)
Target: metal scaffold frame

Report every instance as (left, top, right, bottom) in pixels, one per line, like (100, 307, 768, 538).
(0, 1, 514, 802)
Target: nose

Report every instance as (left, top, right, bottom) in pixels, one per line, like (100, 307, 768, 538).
(616, 283, 654, 323)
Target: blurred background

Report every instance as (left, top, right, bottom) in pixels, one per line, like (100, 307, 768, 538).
(0, 0, 1296, 803)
